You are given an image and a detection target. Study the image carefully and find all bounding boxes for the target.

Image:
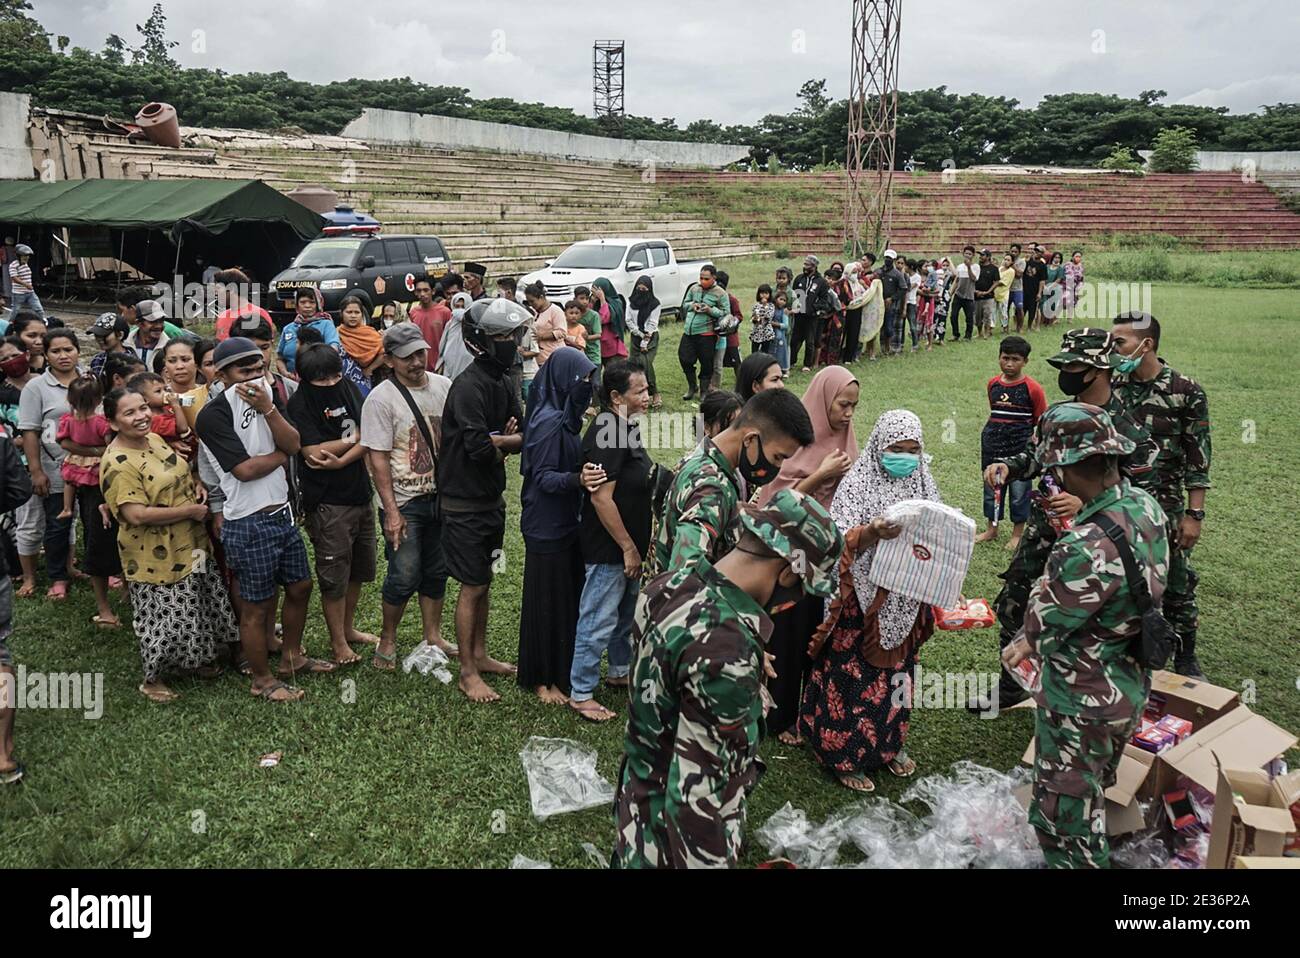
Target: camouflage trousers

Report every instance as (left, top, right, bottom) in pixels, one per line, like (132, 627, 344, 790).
(1029, 707, 1141, 868)
(1162, 509, 1200, 656)
(993, 505, 1057, 692)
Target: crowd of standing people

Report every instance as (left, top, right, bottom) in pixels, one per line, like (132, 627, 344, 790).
(0, 250, 1214, 876)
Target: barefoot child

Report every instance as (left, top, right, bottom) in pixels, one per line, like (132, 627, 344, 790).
(977, 336, 1046, 550)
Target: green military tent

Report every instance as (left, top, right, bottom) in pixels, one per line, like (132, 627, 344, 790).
(0, 178, 325, 286)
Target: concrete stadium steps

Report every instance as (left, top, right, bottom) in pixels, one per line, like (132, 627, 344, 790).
(66, 138, 764, 275)
(657, 170, 1300, 253)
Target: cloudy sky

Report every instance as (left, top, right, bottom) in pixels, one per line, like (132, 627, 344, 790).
(34, 0, 1299, 128)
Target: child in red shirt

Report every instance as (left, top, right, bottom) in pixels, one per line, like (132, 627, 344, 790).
(977, 335, 1046, 551)
(127, 371, 195, 459)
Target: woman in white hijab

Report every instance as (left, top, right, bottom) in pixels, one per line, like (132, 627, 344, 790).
(798, 409, 941, 792)
(436, 291, 476, 381)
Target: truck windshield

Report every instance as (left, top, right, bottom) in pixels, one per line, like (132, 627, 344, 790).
(293, 239, 362, 268)
(550, 245, 627, 269)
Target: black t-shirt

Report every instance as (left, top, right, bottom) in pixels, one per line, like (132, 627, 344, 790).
(437, 357, 524, 507)
(1022, 259, 1046, 291)
(881, 267, 907, 302)
(287, 378, 371, 509)
(974, 262, 998, 296)
(579, 412, 654, 564)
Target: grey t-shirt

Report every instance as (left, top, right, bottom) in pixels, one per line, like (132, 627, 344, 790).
(360, 374, 452, 507)
(1012, 257, 1026, 292)
(955, 262, 976, 299)
(17, 368, 75, 493)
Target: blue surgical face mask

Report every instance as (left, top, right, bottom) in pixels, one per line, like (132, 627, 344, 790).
(881, 451, 920, 478)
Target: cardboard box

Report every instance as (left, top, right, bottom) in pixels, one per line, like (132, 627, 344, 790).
(1207, 768, 1300, 870)
(1233, 856, 1300, 869)
(1018, 743, 1155, 837)
(1152, 707, 1298, 796)
(1149, 671, 1239, 728)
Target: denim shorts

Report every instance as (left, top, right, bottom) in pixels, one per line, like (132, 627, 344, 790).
(221, 507, 311, 604)
(379, 495, 448, 606)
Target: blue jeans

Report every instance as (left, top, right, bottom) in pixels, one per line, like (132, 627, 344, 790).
(379, 495, 448, 607)
(10, 289, 43, 317)
(984, 478, 1031, 524)
(881, 303, 898, 352)
(570, 562, 636, 701)
(41, 492, 73, 583)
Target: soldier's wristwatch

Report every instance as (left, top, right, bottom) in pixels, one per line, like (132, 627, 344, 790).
(1185, 508, 1206, 521)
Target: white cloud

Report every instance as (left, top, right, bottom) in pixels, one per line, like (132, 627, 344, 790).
(1176, 75, 1300, 113)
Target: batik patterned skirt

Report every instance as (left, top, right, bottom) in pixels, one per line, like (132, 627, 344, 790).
(128, 565, 238, 683)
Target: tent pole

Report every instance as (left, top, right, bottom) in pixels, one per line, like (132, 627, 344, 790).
(116, 231, 125, 294)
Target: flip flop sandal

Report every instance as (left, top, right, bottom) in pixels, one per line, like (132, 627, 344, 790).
(195, 663, 224, 679)
(372, 648, 397, 671)
(0, 762, 25, 785)
(887, 753, 917, 778)
(90, 614, 122, 629)
(569, 700, 617, 723)
(235, 657, 253, 676)
(138, 684, 179, 703)
(46, 583, 69, 602)
(277, 656, 336, 678)
(251, 680, 303, 703)
(837, 773, 876, 793)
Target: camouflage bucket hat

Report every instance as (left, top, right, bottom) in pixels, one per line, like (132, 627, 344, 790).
(738, 490, 844, 598)
(1035, 402, 1136, 467)
(1046, 327, 1117, 370)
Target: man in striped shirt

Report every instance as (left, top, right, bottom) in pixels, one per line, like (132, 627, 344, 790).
(6, 245, 43, 318)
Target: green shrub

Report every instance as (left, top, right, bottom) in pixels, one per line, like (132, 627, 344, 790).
(1099, 145, 1143, 172)
(774, 247, 790, 259)
(1148, 127, 1199, 173)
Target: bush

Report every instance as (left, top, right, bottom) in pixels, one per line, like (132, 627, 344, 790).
(774, 248, 790, 259)
(1097, 248, 1172, 282)
(1148, 127, 1199, 173)
(1098, 145, 1143, 172)
(766, 154, 783, 175)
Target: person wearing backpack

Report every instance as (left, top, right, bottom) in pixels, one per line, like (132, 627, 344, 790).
(1001, 403, 1170, 869)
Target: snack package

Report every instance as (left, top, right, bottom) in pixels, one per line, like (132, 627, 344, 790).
(933, 598, 995, 631)
(1133, 724, 1178, 755)
(1009, 654, 1042, 695)
(1155, 714, 1193, 745)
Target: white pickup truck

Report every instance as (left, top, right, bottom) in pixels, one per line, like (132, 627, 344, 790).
(520, 238, 712, 316)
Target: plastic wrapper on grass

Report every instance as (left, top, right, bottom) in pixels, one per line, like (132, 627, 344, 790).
(509, 854, 552, 869)
(755, 802, 844, 869)
(519, 736, 616, 822)
(402, 641, 449, 675)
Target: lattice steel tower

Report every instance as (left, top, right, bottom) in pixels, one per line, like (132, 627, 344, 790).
(845, 0, 902, 256)
(593, 40, 626, 131)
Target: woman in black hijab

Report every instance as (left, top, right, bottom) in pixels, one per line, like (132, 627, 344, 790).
(626, 274, 662, 409)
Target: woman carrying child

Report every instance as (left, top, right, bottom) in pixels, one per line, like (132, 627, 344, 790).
(56, 374, 123, 627)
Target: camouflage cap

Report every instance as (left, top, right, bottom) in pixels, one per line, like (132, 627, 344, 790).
(1035, 402, 1136, 467)
(1046, 327, 1117, 370)
(737, 489, 844, 598)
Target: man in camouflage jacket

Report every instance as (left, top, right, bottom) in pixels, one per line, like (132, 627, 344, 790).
(1111, 312, 1211, 678)
(614, 490, 843, 869)
(1003, 403, 1169, 869)
(976, 327, 1159, 710)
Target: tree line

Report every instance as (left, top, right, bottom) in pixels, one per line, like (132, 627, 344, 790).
(2, 3, 1297, 171)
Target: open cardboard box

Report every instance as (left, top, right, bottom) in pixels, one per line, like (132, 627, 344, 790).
(1019, 742, 1155, 836)
(1233, 856, 1300, 869)
(1151, 708, 1297, 796)
(1149, 670, 1239, 727)
(1206, 767, 1300, 870)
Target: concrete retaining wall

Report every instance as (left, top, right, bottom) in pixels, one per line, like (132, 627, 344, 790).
(1138, 149, 1300, 172)
(342, 108, 749, 169)
(0, 92, 34, 180)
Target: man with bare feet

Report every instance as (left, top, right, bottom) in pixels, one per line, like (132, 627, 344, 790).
(437, 300, 528, 702)
(361, 325, 454, 671)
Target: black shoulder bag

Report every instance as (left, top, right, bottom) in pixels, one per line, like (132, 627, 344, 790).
(392, 379, 441, 518)
(1090, 513, 1177, 670)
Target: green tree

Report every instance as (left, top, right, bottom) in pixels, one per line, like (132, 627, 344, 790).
(0, 0, 47, 52)
(1098, 144, 1143, 172)
(1148, 126, 1199, 173)
(103, 34, 127, 65)
(132, 2, 178, 69)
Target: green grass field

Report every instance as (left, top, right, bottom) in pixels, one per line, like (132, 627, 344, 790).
(3, 254, 1298, 868)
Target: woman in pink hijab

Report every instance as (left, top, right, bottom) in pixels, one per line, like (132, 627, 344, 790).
(759, 364, 861, 743)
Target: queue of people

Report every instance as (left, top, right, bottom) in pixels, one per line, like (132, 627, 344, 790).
(0, 254, 1213, 874)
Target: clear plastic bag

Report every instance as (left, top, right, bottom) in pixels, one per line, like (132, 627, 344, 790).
(509, 854, 552, 869)
(580, 842, 609, 869)
(402, 640, 450, 675)
(519, 736, 616, 822)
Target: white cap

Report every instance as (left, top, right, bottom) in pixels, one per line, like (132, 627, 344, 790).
(883, 248, 898, 259)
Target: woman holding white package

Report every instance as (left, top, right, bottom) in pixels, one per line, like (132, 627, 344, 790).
(798, 409, 940, 793)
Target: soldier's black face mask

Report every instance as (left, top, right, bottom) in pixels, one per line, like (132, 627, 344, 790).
(1057, 368, 1096, 397)
(738, 434, 779, 487)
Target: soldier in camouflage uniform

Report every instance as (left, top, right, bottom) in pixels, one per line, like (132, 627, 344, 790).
(651, 388, 813, 575)
(1111, 313, 1211, 678)
(614, 490, 843, 869)
(974, 328, 1159, 710)
(1002, 403, 1169, 869)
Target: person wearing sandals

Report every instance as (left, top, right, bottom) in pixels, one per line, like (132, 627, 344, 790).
(0, 426, 32, 783)
(196, 337, 335, 703)
(626, 276, 662, 409)
(569, 360, 652, 723)
(800, 410, 940, 792)
(100, 387, 237, 703)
